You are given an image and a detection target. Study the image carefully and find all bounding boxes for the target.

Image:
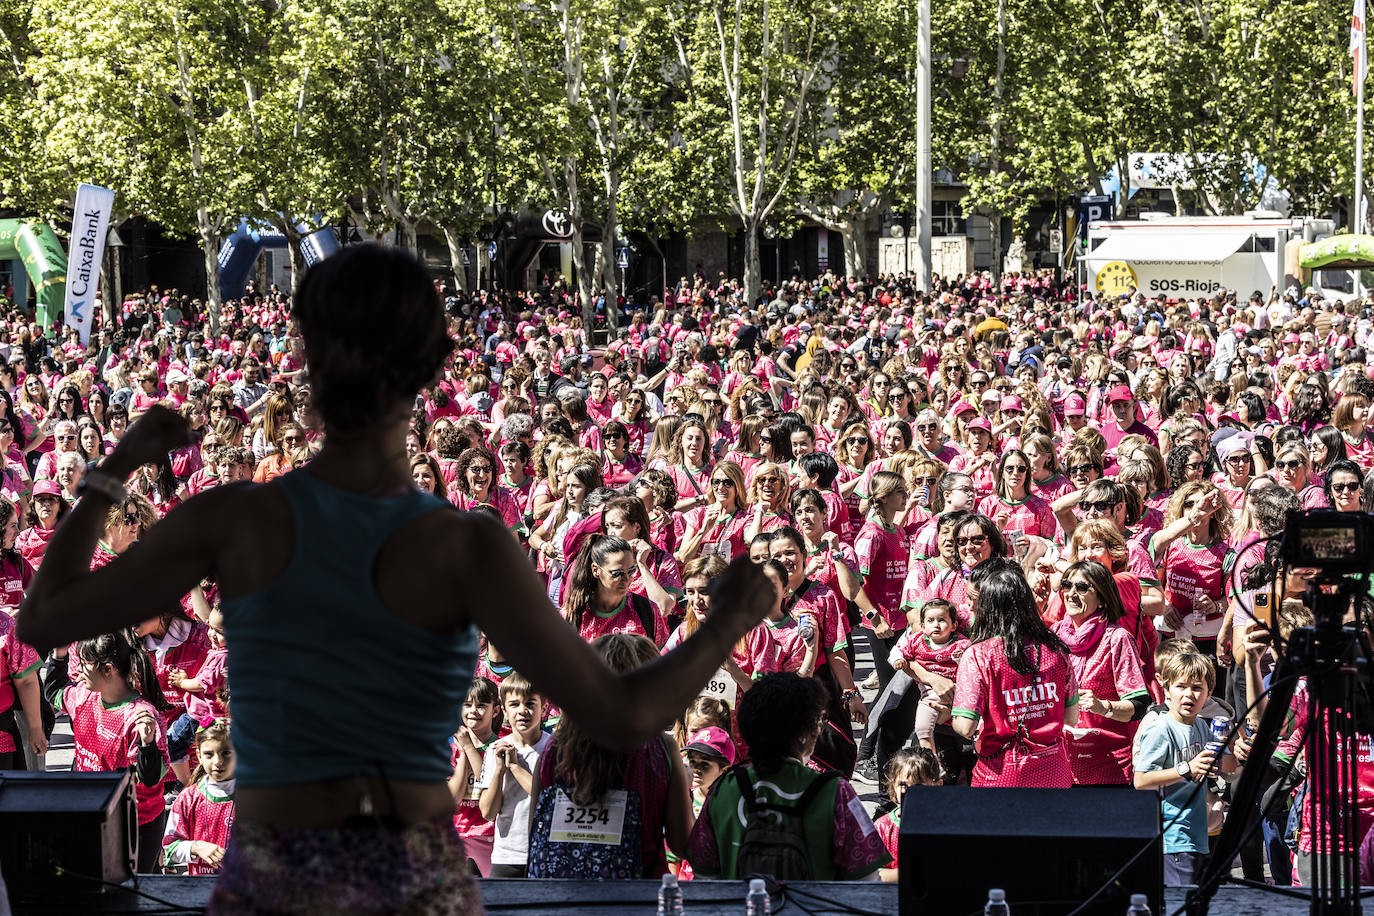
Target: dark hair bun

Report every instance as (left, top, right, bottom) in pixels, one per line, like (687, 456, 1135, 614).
(293, 245, 454, 432)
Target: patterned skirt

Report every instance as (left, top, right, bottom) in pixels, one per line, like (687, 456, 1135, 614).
(207, 816, 484, 915)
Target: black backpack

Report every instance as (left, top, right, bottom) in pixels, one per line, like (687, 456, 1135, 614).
(731, 765, 841, 881)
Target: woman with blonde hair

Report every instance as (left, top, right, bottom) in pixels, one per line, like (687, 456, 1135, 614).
(251, 393, 295, 464)
(743, 461, 792, 542)
(676, 461, 751, 565)
(1149, 481, 1233, 653)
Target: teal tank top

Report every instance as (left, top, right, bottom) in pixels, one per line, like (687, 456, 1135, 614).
(223, 470, 479, 787)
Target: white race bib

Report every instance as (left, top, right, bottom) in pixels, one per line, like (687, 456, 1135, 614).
(550, 789, 627, 845)
(700, 668, 739, 706)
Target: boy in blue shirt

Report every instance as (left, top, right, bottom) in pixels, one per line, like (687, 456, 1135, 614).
(1133, 650, 1235, 886)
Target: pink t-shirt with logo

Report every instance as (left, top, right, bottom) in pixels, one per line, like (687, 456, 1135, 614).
(854, 519, 909, 629)
(1054, 620, 1147, 785)
(952, 637, 1077, 788)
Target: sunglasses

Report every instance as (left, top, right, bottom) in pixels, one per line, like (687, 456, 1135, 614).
(890, 391, 909, 398)
(602, 567, 631, 581)
(848, 437, 871, 445)
(1066, 464, 1097, 476)
(914, 476, 938, 485)
(1063, 580, 1095, 594)
(55, 434, 74, 442)
(711, 478, 735, 488)
(124, 513, 141, 526)
(1002, 465, 1028, 474)
(468, 466, 493, 475)
(955, 534, 988, 547)
(916, 423, 937, 432)
(1332, 481, 1361, 493)
(969, 379, 989, 387)
(1080, 499, 1119, 514)
(1184, 461, 1205, 471)
(1275, 459, 1305, 471)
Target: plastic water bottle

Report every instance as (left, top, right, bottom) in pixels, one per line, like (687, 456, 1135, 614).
(1126, 893, 1152, 916)
(984, 888, 1010, 916)
(658, 873, 684, 916)
(797, 612, 816, 643)
(746, 877, 771, 916)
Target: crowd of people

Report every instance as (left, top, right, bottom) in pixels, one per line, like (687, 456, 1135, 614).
(5, 249, 1373, 908)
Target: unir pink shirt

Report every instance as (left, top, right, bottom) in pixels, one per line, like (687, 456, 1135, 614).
(952, 638, 1078, 788)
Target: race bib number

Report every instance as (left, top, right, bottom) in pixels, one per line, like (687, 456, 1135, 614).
(550, 789, 627, 845)
(700, 668, 738, 706)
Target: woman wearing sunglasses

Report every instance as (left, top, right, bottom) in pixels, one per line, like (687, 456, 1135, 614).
(1322, 458, 1365, 513)
(915, 513, 1009, 634)
(676, 461, 750, 565)
(1271, 443, 1328, 510)
(832, 421, 875, 530)
(562, 534, 669, 648)
(977, 449, 1058, 549)
(1054, 560, 1149, 786)
(598, 420, 643, 489)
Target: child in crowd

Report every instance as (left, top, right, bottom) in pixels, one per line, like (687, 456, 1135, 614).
(875, 747, 940, 882)
(890, 599, 968, 758)
(670, 725, 736, 880)
(43, 633, 172, 874)
(451, 677, 500, 877)
(479, 674, 552, 878)
(168, 605, 229, 735)
(1133, 650, 1234, 886)
(163, 718, 236, 875)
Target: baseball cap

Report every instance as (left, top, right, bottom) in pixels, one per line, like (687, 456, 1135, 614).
(980, 388, 1002, 403)
(32, 479, 60, 498)
(1000, 395, 1024, 413)
(951, 399, 976, 416)
(1063, 395, 1086, 416)
(966, 417, 992, 433)
(166, 368, 188, 384)
(1108, 384, 1134, 403)
(684, 726, 736, 765)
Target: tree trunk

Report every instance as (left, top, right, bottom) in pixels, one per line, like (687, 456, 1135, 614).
(743, 220, 762, 306)
(442, 226, 471, 294)
(570, 227, 595, 330)
(196, 209, 222, 334)
(394, 217, 418, 256)
(840, 220, 865, 278)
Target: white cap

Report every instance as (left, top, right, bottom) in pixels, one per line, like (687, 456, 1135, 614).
(661, 873, 678, 887)
(988, 889, 1006, 902)
(750, 879, 767, 893)
(1131, 894, 1148, 906)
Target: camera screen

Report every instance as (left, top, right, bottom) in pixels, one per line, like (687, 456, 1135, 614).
(1300, 527, 1358, 560)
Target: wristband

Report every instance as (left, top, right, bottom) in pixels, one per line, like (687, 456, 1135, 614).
(841, 688, 862, 703)
(78, 469, 127, 504)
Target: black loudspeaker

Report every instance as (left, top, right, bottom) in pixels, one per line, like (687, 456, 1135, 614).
(898, 787, 1162, 916)
(0, 770, 137, 900)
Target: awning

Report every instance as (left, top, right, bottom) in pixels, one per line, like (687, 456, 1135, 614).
(1088, 230, 1251, 264)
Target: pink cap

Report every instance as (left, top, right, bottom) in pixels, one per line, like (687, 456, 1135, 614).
(967, 417, 993, 433)
(32, 479, 60, 498)
(684, 726, 736, 765)
(1283, 333, 1300, 344)
(1000, 395, 1024, 413)
(1108, 384, 1134, 403)
(951, 399, 976, 416)
(1063, 395, 1087, 416)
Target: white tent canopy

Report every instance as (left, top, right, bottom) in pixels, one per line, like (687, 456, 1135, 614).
(1088, 230, 1251, 264)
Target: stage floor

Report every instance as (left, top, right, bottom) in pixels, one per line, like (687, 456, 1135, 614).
(7, 878, 1339, 915)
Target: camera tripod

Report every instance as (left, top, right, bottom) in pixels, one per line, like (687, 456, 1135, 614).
(1186, 574, 1374, 916)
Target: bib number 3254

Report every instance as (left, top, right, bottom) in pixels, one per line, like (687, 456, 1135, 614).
(550, 789, 627, 845)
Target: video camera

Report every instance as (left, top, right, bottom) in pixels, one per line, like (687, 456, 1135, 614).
(1280, 509, 1374, 575)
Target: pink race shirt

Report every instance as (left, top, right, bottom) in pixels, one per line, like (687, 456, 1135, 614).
(1054, 619, 1147, 785)
(854, 519, 909, 628)
(952, 638, 1077, 788)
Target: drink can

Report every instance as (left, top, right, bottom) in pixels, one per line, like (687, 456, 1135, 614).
(797, 612, 816, 643)
(1209, 716, 1230, 752)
